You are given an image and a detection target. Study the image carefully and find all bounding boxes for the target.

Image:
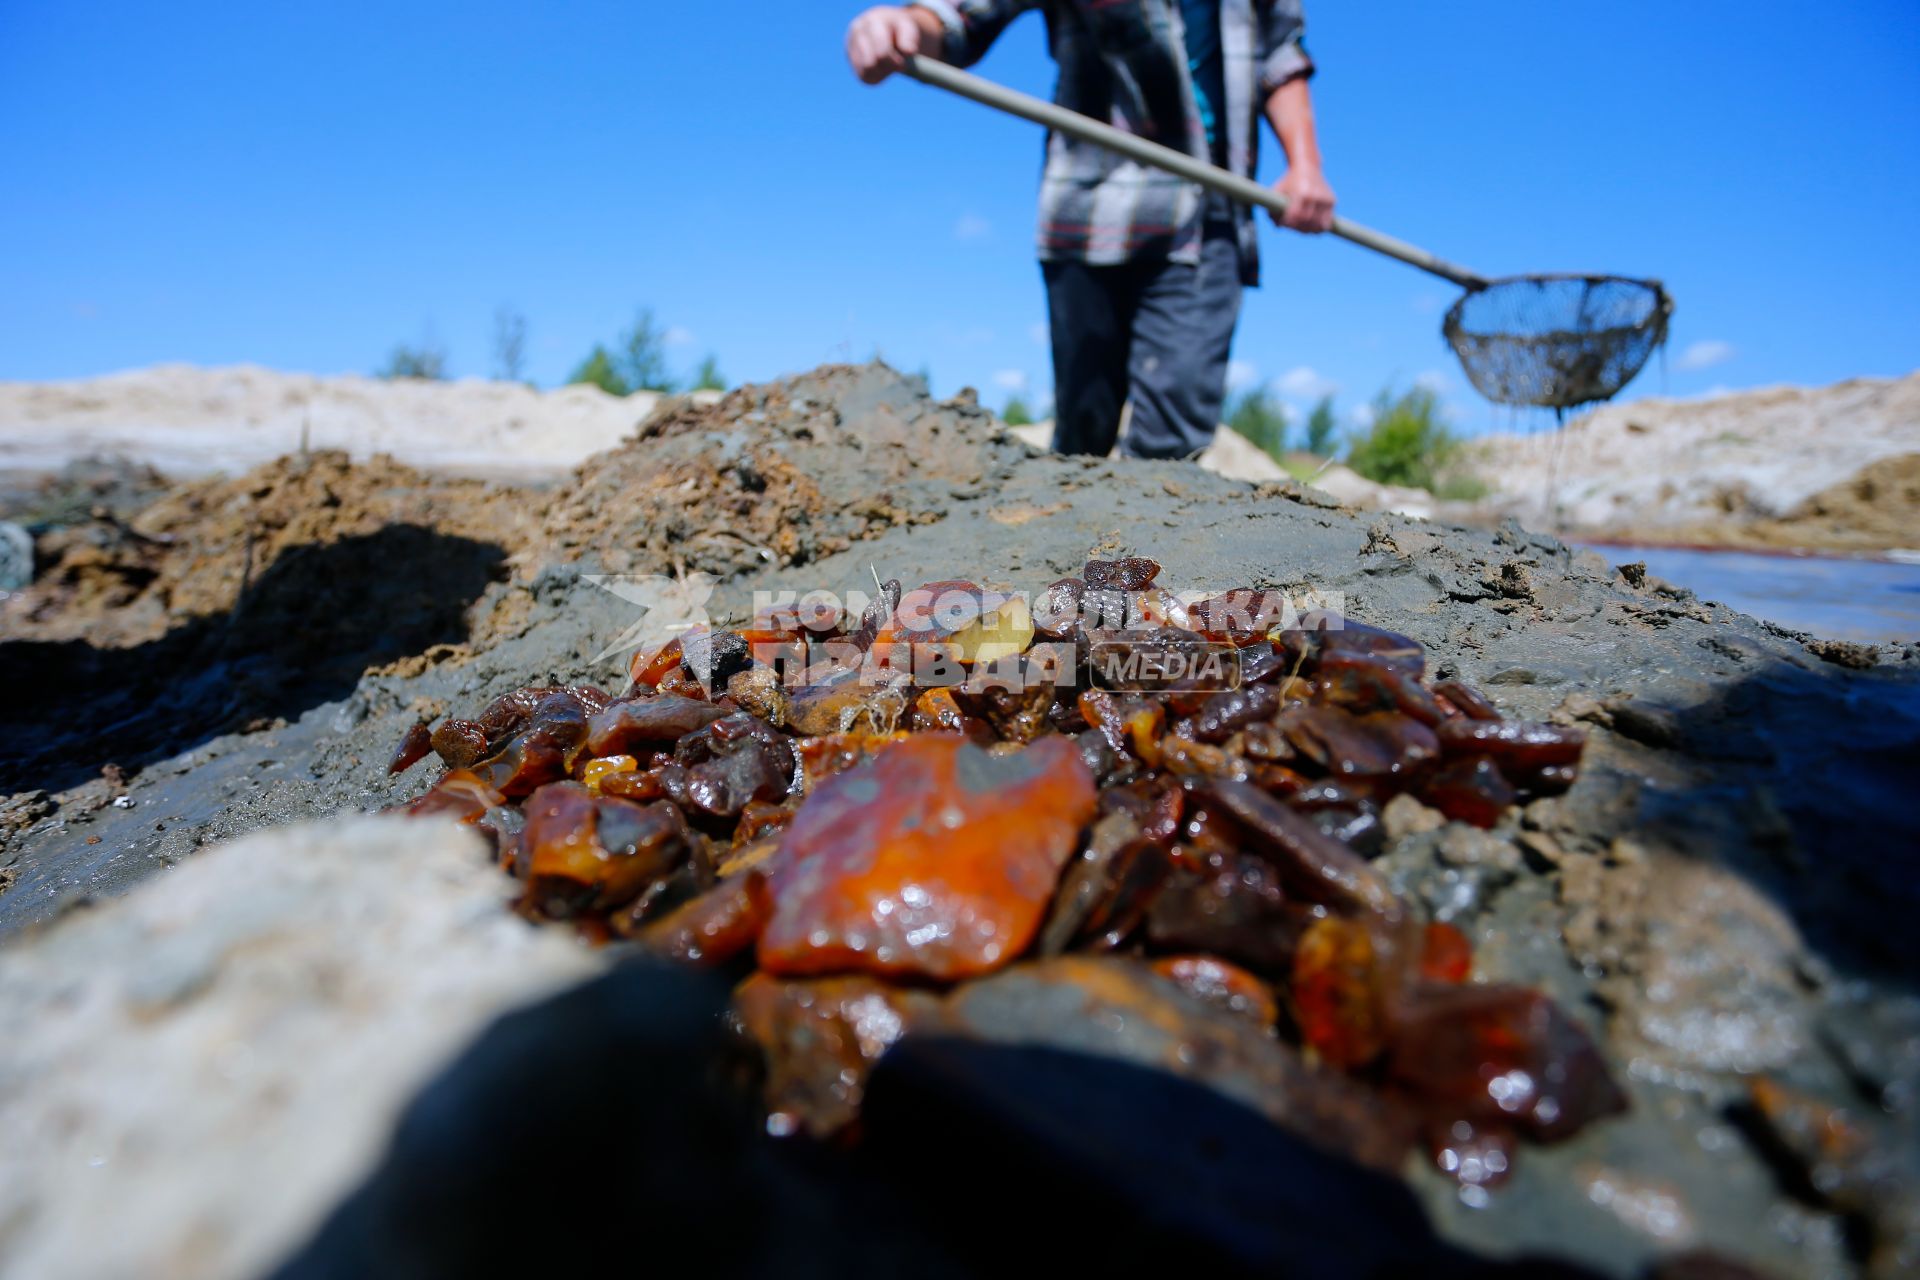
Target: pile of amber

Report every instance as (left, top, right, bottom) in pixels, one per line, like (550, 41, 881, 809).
(393, 558, 1623, 1187)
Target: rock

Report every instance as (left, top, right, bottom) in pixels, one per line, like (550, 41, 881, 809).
(0, 816, 600, 1280)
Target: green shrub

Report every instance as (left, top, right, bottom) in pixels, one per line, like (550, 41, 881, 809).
(1226, 386, 1288, 460)
(1002, 394, 1034, 426)
(568, 344, 631, 396)
(1345, 385, 1459, 491)
(376, 341, 447, 381)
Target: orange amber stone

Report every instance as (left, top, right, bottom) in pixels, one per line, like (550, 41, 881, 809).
(1150, 954, 1280, 1026)
(1419, 920, 1473, 983)
(628, 636, 685, 689)
(1289, 915, 1388, 1069)
(759, 734, 1096, 980)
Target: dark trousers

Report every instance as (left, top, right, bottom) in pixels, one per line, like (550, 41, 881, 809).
(1044, 218, 1244, 460)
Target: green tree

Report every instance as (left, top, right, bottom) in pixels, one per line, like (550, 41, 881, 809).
(1226, 386, 1289, 460)
(618, 309, 676, 393)
(376, 339, 447, 381)
(691, 354, 726, 391)
(1002, 394, 1034, 426)
(1345, 384, 1460, 490)
(568, 344, 631, 396)
(1304, 394, 1338, 457)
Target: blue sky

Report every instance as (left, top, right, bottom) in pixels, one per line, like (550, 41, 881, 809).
(3, 1, 1916, 437)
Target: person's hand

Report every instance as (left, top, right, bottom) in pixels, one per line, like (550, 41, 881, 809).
(846, 7, 928, 84)
(1271, 166, 1335, 233)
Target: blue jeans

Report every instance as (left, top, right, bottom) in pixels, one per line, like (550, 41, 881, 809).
(1043, 217, 1244, 460)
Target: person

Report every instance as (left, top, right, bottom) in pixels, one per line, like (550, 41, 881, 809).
(846, 1, 1334, 460)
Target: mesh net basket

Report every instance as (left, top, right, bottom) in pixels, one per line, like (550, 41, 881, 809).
(1442, 275, 1673, 411)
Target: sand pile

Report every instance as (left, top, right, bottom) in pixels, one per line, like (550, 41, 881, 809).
(1465, 372, 1920, 550)
(0, 363, 670, 478)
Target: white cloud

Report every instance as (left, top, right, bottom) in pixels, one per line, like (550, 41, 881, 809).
(1348, 403, 1376, 427)
(991, 368, 1029, 393)
(662, 325, 695, 347)
(1675, 339, 1735, 372)
(1028, 321, 1049, 347)
(1414, 368, 1454, 393)
(952, 325, 996, 347)
(1410, 291, 1446, 316)
(1226, 359, 1259, 392)
(1275, 365, 1338, 400)
(954, 213, 992, 241)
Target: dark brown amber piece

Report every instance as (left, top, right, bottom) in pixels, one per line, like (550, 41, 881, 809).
(1314, 654, 1447, 726)
(586, 695, 730, 758)
(1186, 588, 1291, 646)
(1279, 704, 1440, 779)
(1433, 678, 1501, 722)
(1420, 755, 1517, 829)
(1388, 984, 1627, 1141)
(1290, 915, 1389, 1069)
(1435, 718, 1586, 769)
(401, 769, 506, 823)
(1188, 684, 1280, 742)
(733, 972, 941, 1137)
(630, 870, 771, 964)
(1082, 557, 1161, 590)
(759, 734, 1096, 979)
(430, 718, 489, 770)
(387, 721, 433, 774)
(1419, 920, 1474, 983)
(1145, 851, 1310, 977)
(1277, 614, 1425, 679)
(1205, 778, 1402, 921)
(1151, 954, 1280, 1026)
(519, 781, 692, 917)
(466, 732, 571, 799)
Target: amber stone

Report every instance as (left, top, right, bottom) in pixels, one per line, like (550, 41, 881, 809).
(1419, 921, 1474, 983)
(1387, 984, 1627, 1141)
(758, 734, 1096, 980)
(631, 870, 771, 964)
(402, 769, 506, 823)
(1151, 955, 1280, 1027)
(519, 781, 692, 917)
(1290, 915, 1389, 1069)
(733, 972, 941, 1137)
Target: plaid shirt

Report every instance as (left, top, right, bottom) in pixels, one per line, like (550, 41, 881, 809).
(914, 0, 1314, 286)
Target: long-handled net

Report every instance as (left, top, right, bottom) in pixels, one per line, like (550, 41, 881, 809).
(902, 57, 1676, 414)
(1442, 275, 1673, 412)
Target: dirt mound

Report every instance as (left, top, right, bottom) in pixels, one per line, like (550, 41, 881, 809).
(3, 450, 533, 650)
(542, 365, 1024, 580)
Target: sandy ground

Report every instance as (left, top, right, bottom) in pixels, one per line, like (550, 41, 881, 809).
(1, 364, 1917, 1278)
(14, 362, 1907, 552)
(1465, 372, 1920, 552)
(0, 363, 688, 479)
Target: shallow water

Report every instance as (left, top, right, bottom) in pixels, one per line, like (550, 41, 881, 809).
(1582, 543, 1920, 643)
